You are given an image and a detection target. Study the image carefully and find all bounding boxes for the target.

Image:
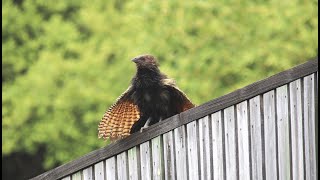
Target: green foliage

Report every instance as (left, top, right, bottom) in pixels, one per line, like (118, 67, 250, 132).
(2, 0, 318, 169)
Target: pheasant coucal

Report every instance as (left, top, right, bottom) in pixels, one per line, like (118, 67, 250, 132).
(98, 55, 195, 141)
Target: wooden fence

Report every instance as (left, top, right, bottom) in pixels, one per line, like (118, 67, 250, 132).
(31, 58, 318, 180)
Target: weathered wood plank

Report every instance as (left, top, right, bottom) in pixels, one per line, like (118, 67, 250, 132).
(105, 157, 116, 180)
(71, 171, 82, 180)
(163, 131, 176, 180)
(249, 96, 263, 180)
(198, 116, 212, 180)
(94, 161, 105, 180)
(152, 136, 163, 180)
(224, 106, 237, 180)
(174, 126, 188, 180)
(61, 176, 70, 180)
(82, 166, 93, 180)
(181, 59, 318, 129)
(117, 151, 128, 180)
(289, 79, 304, 180)
(140, 141, 152, 180)
(128, 147, 139, 180)
(276, 85, 291, 180)
(211, 111, 224, 180)
(263, 90, 278, 180)
(236, 101, 250, 180)
(316, 72, 318, 180)
(303, 74, 317, 180)
(31, 59, 317, 180)
(187, 121, 199, 180)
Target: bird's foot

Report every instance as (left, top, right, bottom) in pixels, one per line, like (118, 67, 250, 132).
(139, 117, 151, 132)
(139, 125, 149, 132)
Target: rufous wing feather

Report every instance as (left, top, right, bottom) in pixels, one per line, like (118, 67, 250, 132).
(98, 86, 140, 141)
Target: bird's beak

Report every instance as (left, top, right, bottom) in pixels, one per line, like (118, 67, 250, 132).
(132, 57, 139, 63)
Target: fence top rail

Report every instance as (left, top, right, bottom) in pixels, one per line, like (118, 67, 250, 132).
(31, 57, 318, 180)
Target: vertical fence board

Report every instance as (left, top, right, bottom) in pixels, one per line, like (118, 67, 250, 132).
(105, 157, 116, 180)
(199, 116, 212, 180)
(187, 121, 199, 180)
(117, 152, 128, 180)
(212, 111, 224, 180)
(128, 147, 139, 180)
(249, 96, 263, 180)
(304, 74, 317, 180)
(140, 141, 152, 180)
(71, 171, 82, 180)
(174, 126, 188, 180)
(276, 85, 291, 180)
(82, 166, 93, 180)
(224, 106, 237, 180)
(94, 161, 105, 180)
(61, 176, 71, 180)
(316, 72, 318, 180)
(289, 79, 304, 180)
(237, 101, 250, 180)
(263, 91, 278, 180)
(152, 136, 163, 180)
(163, 131, 176, 180)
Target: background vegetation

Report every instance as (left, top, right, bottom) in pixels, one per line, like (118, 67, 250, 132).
(2, 0, 318, 179)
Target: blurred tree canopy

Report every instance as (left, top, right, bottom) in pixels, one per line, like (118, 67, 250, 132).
(2, 0, 318, 173)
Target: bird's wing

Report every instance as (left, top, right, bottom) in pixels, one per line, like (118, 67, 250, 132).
(162, 78, 195, 112)
(98, 86, 140, 141)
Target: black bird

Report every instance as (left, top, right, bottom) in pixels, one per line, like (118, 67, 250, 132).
(98, 54, 195, 141)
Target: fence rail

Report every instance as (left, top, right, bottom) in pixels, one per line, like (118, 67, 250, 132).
(31, 58, 318, 180)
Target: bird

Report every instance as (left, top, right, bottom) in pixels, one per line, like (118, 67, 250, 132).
(98, 54, 195, 141)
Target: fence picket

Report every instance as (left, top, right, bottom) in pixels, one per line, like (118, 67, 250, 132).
(303, 74, 317, 180)
(249, 96, 263, 180)
(237, 101, 250, 180)
(263, 91, 278, 180)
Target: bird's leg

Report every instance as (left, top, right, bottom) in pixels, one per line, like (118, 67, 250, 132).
(130, 116, 148, 134)
(140, 117, 151, 132)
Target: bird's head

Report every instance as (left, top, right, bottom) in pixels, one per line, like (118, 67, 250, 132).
(131, 54, 159, 68)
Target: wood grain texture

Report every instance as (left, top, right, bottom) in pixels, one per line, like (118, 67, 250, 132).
(249, 96, 263, 180)
(211, 111, 224, 180)
(186, 121, 199, 180)
(263, 91, 278, 180)
(94, 161, 105, 180)
(224, 106, 237, 180)
(117, 152, 128, 180)
(82, 166, 93, 180)
(303, 74, 317, 180)
(71, 171, 82, 180)
(128, 147, 139, 180)
(181, 59, 318, 127)
(105, 157, 116, 180)
(276, 85, 291, 180)
(152, 136, 163, 180)
(289, 79, 304, 180)
(61, 176, 70, 180)
(198, 116, 212, 180)
(316, 72, 318, 180)
(236, 101, 250, 180)
(140, 141, 152, 180)
(174, 126, 188, 180)
(163, 131, 176, 180)
(31, 59, 318, 180)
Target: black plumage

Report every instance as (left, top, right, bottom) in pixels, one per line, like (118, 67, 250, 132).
(98, 55, 194, 140)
